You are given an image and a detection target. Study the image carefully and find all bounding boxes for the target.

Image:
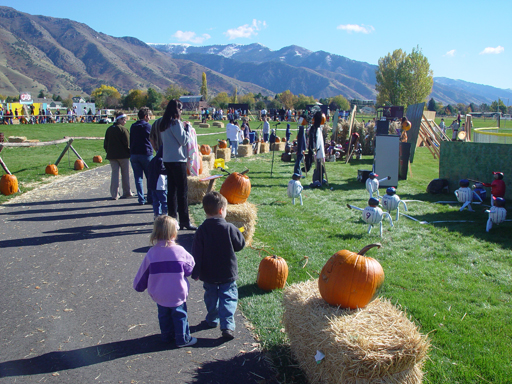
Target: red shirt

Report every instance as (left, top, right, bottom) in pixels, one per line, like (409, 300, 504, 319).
(483, 179, 506, 198)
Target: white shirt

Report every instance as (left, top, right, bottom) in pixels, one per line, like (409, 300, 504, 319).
(226, 123, 240, 141)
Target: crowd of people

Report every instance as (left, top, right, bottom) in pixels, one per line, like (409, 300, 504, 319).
(0, 104, 111, 124)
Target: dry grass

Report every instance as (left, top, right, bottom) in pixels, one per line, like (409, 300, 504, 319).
(283, 280, 430, 384)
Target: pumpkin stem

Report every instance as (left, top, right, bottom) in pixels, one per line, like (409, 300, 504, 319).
(358, 243, 382, 256)
(241, 168, 250, 175)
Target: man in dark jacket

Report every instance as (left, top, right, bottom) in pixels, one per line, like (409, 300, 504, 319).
(130, 107, 153, 204)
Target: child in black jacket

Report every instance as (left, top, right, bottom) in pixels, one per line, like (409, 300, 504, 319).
(147, 146, 167, 220)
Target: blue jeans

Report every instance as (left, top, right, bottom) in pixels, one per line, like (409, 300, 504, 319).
(203, 281, 238, 331)
(157, 302, 192, 345)
(230, 140, 239, 156)
(130, 154, 153, 204)
(263, 133, 269, 142)
(151, 189, 168, 217)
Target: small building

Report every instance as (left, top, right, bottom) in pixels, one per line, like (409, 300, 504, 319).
(179, 95, 208, 111)
(72, 96, 86, 104)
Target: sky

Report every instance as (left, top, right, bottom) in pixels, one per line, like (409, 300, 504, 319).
(3, 0, 511, 90)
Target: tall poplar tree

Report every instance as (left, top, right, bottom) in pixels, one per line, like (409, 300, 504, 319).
(200, 72, 208, 100)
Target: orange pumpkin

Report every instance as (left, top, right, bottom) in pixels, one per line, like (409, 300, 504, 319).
(219, 169, 251, 204)
(282, 137, 286, 143)
(45, 164, 58, 175)
(0, 174, 18, 195)
(274, 137, 281, 143)
(93, 155, 103, 163)
(218, 140, 228, 149)
(74, 159, 84, 170)
(200, 144, 212, 155)
(318, 243, 384, 309)
(312, 113, 326, 125)
(257, 255, 289, 291)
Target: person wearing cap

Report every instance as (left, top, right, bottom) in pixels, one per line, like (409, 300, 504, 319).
(482, 172, 506, 206)
(485, 197, 507, 232)
(104, 111, 133, 200)
(365, 172, 391, 198)
(287, 173, 303, 205)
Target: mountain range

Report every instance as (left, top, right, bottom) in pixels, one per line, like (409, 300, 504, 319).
(0, 6, 511, 107)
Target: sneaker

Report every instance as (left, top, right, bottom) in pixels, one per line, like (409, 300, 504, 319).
(177, 337, 197, 348)
(221, 329, 235, 340)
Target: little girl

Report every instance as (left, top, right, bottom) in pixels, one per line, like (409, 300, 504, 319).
(133, 216, 197, 347)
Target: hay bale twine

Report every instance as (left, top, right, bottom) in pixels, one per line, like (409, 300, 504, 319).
(213, 122, 224, 128)
(271, 142, 287, 151)
(187, 170, 215, 205)
(260, 142, 270, 154)
(237, 144, 252, 157)
(283, 280, 429, 384)
(199, 123, 210, 128)
(225, 202, 257, 246)
(216, 148, 231, 162)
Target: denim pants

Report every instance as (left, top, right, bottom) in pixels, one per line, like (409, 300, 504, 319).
(230, 140, 239, 156)
(157, 302, 192, 345)
(151, 189, 168, 217)
(203, 281, 238, 331)
(130, 154, 153, 204)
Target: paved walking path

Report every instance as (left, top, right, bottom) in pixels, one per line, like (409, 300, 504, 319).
(0, 166, 276, 383)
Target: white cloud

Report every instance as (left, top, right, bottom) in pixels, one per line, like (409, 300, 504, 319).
(172, 31, 211, 44)
(480, 46, 504, 55)
(336, 24, 374, 34)
(224, 19, 266, 40)
(444, 49, 456, 57)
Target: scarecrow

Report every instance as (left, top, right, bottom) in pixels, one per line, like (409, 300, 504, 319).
(366, 172, 391, 198)
(485, 197, 507, 232)
(455, 179, 477, 211)
(481, 172, 506, 206)
(347, 197, 394, 237)
(381, 187, 408, 221)
(287, 173, 303, 205)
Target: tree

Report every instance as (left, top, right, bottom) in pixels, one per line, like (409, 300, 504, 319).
(375, 47, 433, 108)
(255, 100, 266, 110)
(38, 90, 46, 98)
(480, 103, 490, 112)
(295, 94, 316, 110)
(490, 99, 507, 114)
(146, 88, 162, 111)
(124, 89, 147, 109)
(278, 90, 298, 110)
(232, 87, 238, 103)
(164, 84, 187, 101)
(330, 95, 350, 111)
(200, 72, 208, 101)
(238, 93, 256, 110)
(268, 99, 282, 109)
(91, 85, 121, 109)
(210, 92, 230, 109)
(427, 98, 437, 112)
(62, 94, 73, 109)
(469, 103, 479, 113)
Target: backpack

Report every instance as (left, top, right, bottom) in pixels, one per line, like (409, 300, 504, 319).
(427, 179, 449, 194)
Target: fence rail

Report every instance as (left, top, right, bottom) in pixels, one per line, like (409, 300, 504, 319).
(473, 127, 512, 144)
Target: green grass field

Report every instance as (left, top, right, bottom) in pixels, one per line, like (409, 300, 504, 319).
(1, 119, 511, 383)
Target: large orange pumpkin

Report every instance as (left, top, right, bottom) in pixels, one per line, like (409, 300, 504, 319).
(218, 140, 228, 149)
(45, 164, 58, 175)
(219, 169, 251, 204)
(93, 155, 103, 163)
(318, 243, 384, 309)
(0, 174, 18, 195)
(274, 137, 281, 143)
(257, 255, 289, 291)
(200, 144, 212, 155)
(74, 159, 84, 170)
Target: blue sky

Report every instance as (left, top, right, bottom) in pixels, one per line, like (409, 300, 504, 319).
(4, 0, 511, 91)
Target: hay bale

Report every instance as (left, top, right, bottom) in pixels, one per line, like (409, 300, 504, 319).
(237, 144, 252, 157)
(283, 280, 429, 384)
(187, 170, 215, 205)
(8, 136, 27, 143)
(252, 141, 260, 154)
(260, 142, 270, 154)
(225, 202, 257, 246)
(270, 142, 286, 151)
(212, 122, 224, 128)
(193, 121, 201, 126)
(199, 123, 210, 128)
(202, 154, 215, 171)
(216, 148, 231, 162)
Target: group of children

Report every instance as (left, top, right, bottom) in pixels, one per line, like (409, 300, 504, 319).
(133, 191, 245, 347)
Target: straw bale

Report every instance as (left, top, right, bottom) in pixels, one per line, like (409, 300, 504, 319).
(260, 142, 270, 153)
(237, 144, 252, 157)
(225, 202, 257, 246)
(193, 121, 201, 126)
(8, 136, 27, 143)
(187, 169, 215, 205)
(270, 142, 286, 151)
(283, 280, 429, 384)
(199, 123, 210, 128)
(216, 148, 231, 162)
(213, 122, 224, 128)
(202, 154, 215, 171)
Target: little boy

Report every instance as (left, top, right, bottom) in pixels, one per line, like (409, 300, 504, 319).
(191, 192, 245, 340)
(147, 146, 167, 220)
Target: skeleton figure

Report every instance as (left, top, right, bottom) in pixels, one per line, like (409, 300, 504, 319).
(455, 179, 474, 211)
(347, 198, 393, 237)
(486, 197, 507, 232)
(381, 187, 408, 221)
(366, 172, 391, 198)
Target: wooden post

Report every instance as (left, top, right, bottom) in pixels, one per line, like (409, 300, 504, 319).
(0, 156, 11, 175)
(345, 105, 357, 164)
(54, 138, 74, 166)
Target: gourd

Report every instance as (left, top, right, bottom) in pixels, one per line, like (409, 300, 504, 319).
(74, 159, 84, 170)
(318, 243, 384, 309)
(0, 174, 18, 195)
(257, 255, 289, 291)
(93, 155, 103, 163)
(45, 164, 58, 175)
(218, 140, 228, 149)
(219, 169, 251, 204)
(200, 144, 212, 155)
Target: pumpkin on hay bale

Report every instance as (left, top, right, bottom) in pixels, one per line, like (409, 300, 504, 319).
(45, 164, 58, 175)
(283, 279, 430, 384)
(237, 144, 252, 157)
(216, 147, 231, 162)
(225, 201, 257, 246)
(218, 140, 228, 149)
(200, 144, 212, 155)
(0, 174, 18, 195)
(219, 169, 251, 204)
